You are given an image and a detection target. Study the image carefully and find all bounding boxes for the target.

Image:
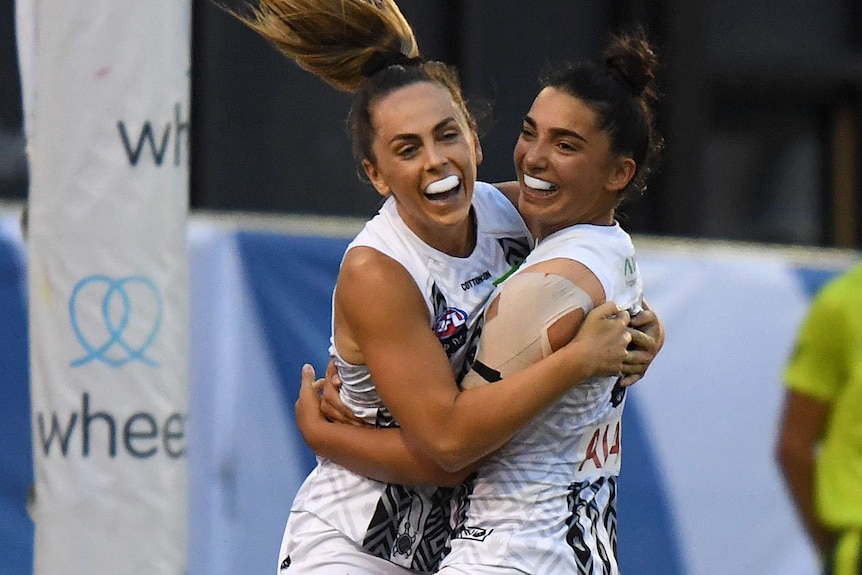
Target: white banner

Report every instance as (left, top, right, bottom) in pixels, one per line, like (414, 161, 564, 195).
(20, 1, 191, 574)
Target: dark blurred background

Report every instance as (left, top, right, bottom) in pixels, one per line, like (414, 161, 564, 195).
(1, 0, 860, 247)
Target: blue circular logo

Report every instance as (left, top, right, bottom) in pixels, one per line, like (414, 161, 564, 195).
(68, 275, 163, 368)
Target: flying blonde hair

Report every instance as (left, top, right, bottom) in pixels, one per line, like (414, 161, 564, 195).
(234, 0, 476, 164)
(234, 0, 420, 92)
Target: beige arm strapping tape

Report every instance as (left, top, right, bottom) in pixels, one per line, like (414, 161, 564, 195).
(461, 272, 594, 389)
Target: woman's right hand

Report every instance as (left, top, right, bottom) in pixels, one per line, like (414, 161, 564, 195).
(570, 300, 632, 377)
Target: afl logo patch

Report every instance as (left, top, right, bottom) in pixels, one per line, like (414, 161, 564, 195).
(434, 307, 469, 356)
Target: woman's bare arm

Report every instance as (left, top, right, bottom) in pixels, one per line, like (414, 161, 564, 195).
(295, 364, 478, 487)
(318, 249, 631, 472)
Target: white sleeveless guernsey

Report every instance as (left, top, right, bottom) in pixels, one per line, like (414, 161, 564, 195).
(283, 182, 532, 573)
(440, 222, 643, 575)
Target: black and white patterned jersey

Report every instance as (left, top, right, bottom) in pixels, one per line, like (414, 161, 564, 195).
(283, 182, 532, 573)
(441, 222, 643, 575)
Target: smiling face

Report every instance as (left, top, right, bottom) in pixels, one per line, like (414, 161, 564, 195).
(514, 87, 635, 241)
(362, 81, 483, 256)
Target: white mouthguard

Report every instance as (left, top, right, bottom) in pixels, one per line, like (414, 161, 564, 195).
(425, 175, 460, 195)
(524, 174, 555, 190)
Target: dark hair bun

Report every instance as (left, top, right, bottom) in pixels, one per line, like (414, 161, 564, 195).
(604, 30, 659, 99)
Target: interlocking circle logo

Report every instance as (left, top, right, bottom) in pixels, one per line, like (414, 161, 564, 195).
(68, 275, 163, 368)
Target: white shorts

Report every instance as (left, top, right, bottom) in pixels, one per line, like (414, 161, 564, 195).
(277, 510, 418, 575)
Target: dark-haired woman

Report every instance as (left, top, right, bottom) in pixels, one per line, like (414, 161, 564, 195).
(432, 31, 663, 575)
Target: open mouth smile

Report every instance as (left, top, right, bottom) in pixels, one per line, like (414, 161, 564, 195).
(424, 175, 462, 201)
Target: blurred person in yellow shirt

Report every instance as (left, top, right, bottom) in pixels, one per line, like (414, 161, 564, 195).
(777, 262, 862, 575)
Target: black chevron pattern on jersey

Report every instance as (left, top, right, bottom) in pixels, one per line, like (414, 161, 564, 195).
(411, 487, 457, 571)
(497, 236, 531, 268)
(603, 482, 619, 560)
(362, 485, 414, 560)
(431, 282, 447, 319)
(362, 483, 464, 571)
(565, 476, 618, 574)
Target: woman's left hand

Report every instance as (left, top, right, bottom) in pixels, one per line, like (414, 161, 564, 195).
(619, 303, 665, 386)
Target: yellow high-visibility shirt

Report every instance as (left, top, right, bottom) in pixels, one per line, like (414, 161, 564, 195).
(784, 263, 862, 528)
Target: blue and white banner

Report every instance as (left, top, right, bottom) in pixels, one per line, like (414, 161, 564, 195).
(17, 0, 191, 573)
(0, 208, 858, 575)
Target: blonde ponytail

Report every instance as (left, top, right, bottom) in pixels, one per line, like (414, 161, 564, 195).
(233, 0, 419, 92)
